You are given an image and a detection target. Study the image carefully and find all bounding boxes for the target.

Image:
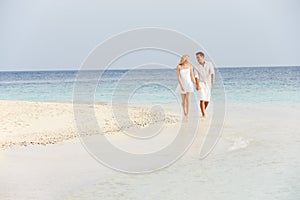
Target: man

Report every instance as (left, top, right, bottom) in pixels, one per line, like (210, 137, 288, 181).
(193, 52, 215, 118)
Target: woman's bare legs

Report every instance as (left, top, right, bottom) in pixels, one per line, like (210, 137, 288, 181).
(181, 94, 187, 116)
(185, 92, 191, 116)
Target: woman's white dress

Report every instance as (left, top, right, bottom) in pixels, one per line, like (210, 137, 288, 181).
(176, 68, 194, 94)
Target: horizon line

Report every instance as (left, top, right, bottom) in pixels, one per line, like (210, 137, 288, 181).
(0, 65, 299, 72)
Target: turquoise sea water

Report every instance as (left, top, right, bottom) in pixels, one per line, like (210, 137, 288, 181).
(0, 66, 299, 105)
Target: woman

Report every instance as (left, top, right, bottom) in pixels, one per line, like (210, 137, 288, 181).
(176, 55, 196, 117)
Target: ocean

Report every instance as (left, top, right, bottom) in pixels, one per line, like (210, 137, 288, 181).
(0, 66, 299, 105)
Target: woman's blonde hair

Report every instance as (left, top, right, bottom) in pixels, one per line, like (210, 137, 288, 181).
(179, 54, 190, 65)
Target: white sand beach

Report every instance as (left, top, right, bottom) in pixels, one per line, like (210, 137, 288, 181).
(0, 100, 179, 149)
(0, 101, 300, 199)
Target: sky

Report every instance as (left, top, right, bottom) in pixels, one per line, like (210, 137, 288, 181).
(0, 0, 299, 71)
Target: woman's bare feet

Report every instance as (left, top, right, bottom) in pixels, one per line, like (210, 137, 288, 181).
(182, 115, 188, 122)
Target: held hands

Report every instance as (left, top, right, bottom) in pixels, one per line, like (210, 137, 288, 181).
(196, 83, 201, 91)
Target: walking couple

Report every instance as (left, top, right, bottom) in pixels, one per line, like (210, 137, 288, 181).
(176, 52, 215, 119)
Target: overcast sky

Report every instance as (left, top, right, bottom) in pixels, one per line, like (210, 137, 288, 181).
(0, 0, 299, 71)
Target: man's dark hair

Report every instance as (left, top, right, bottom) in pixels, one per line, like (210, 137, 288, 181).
(195, 52, 205, 57)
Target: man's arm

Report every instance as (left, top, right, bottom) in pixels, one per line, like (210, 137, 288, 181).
(190, 65, 196, 83)
(195, 78, 200, 90)
(210, 62, 215, 86)
(193, 67, 200, 90)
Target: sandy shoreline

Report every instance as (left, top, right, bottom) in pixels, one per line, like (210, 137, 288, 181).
(0, 100, 179, 149)
(1, 101, 300, 199)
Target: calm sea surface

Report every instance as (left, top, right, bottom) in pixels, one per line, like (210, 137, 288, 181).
(0, 66, 299, 105)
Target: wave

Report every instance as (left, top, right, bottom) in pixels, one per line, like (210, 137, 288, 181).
(0, 79, 103, 85)
(227, 137, 251, 151)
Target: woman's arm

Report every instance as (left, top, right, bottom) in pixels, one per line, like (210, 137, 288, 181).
(176, 65, 184, 90)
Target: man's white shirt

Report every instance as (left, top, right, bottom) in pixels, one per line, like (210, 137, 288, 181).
(193, 61, 215, 85)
